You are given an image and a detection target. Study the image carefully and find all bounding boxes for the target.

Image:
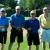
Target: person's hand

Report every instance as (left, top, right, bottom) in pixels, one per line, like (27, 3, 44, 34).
(28, 28, 31, 30)
(0, 26, 5, 28)
(18, 29, 21, 31)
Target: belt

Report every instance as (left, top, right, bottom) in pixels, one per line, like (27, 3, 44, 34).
(12, 27, 22, 29)
(43, 28, 50, 30)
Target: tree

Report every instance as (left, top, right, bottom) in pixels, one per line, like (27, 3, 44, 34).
(9, 0, 18, 9)
(19, 0, 41, 10)
(19, 0, 50, 10)
(0, 0, 5, 4)
(0, 0, 18, 9)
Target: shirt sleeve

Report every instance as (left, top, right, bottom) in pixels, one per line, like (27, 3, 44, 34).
(10, 15, 14, 26)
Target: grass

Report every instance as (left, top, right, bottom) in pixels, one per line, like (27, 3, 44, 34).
(3, 36, 49, 50)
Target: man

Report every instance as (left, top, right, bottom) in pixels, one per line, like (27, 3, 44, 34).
(38, 7, 50, 50)
(24, 10, 40, 50)
(8, 6, 25, 50)
(0, 8, 9, 50)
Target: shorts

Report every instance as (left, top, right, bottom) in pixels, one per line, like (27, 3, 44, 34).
(38, 28, 43, 41)
(0, 31, 7, 44)
(10, 27, 23, 43)
(41, 29, 50, 42)
(27, 31, 40, 46)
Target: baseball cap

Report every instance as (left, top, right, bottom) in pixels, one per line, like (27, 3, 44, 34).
(0, 8, 6, 12)
(43, 7, 48, 12)
(30, 10, 36, 14)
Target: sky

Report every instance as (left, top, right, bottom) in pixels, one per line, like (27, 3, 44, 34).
(14, 0, 20, 4)
(17, 0, 20, 4)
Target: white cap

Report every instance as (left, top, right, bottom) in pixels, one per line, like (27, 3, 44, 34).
(15, 6, 21, 10)
(30, 10, 36, 14)
(43, 7, 48, 12)
(0, 8, 6, 12)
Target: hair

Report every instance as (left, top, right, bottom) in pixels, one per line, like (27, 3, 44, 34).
(15, 6, 21, 10)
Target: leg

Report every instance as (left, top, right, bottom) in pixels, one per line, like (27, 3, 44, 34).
(1, 31, 7, 50)
(33, 33, 40, 50)
(0, 43, 4, 50)
(49, 42, 50, 49)
(1, 44, 4, 50)
(0, 32, 4, 50)
(17, 43, 20, 50)
(27, 33, 32, 50)
(0, 43, 1, 50)
(8, 28, 16, 50)
(8, 43, 13, 50)
(43, 42, 46, 50)
(36, 45, 39, 50)
(28, 45, 31, 50)
(4, 31, 7, 44)
(17, 29, 23, 50)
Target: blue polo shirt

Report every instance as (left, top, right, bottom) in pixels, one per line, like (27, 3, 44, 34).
(10, 13, 25, 29)
(0, 16, 9, 31)
(25, 18, 40, 33)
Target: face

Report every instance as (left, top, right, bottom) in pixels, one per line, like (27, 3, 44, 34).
(43, 9, 48, 15)
(30, 13, 36, 18)
(15, 8, 21, 15)
(0, 11, 6, 17)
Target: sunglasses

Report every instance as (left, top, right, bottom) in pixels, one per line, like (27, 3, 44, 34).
(1, 11, 6, 13)
(31, 13, 36, 15)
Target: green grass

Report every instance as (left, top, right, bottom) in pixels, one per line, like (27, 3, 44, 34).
(3, 36, 49, 50)
(25, 17, 30, 20)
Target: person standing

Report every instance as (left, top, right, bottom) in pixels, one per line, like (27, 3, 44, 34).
(38, 7, 50, 50)
(24, 10, 40, 50)
(8, 6, 25, 50)
(0, 8, 9, 50)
